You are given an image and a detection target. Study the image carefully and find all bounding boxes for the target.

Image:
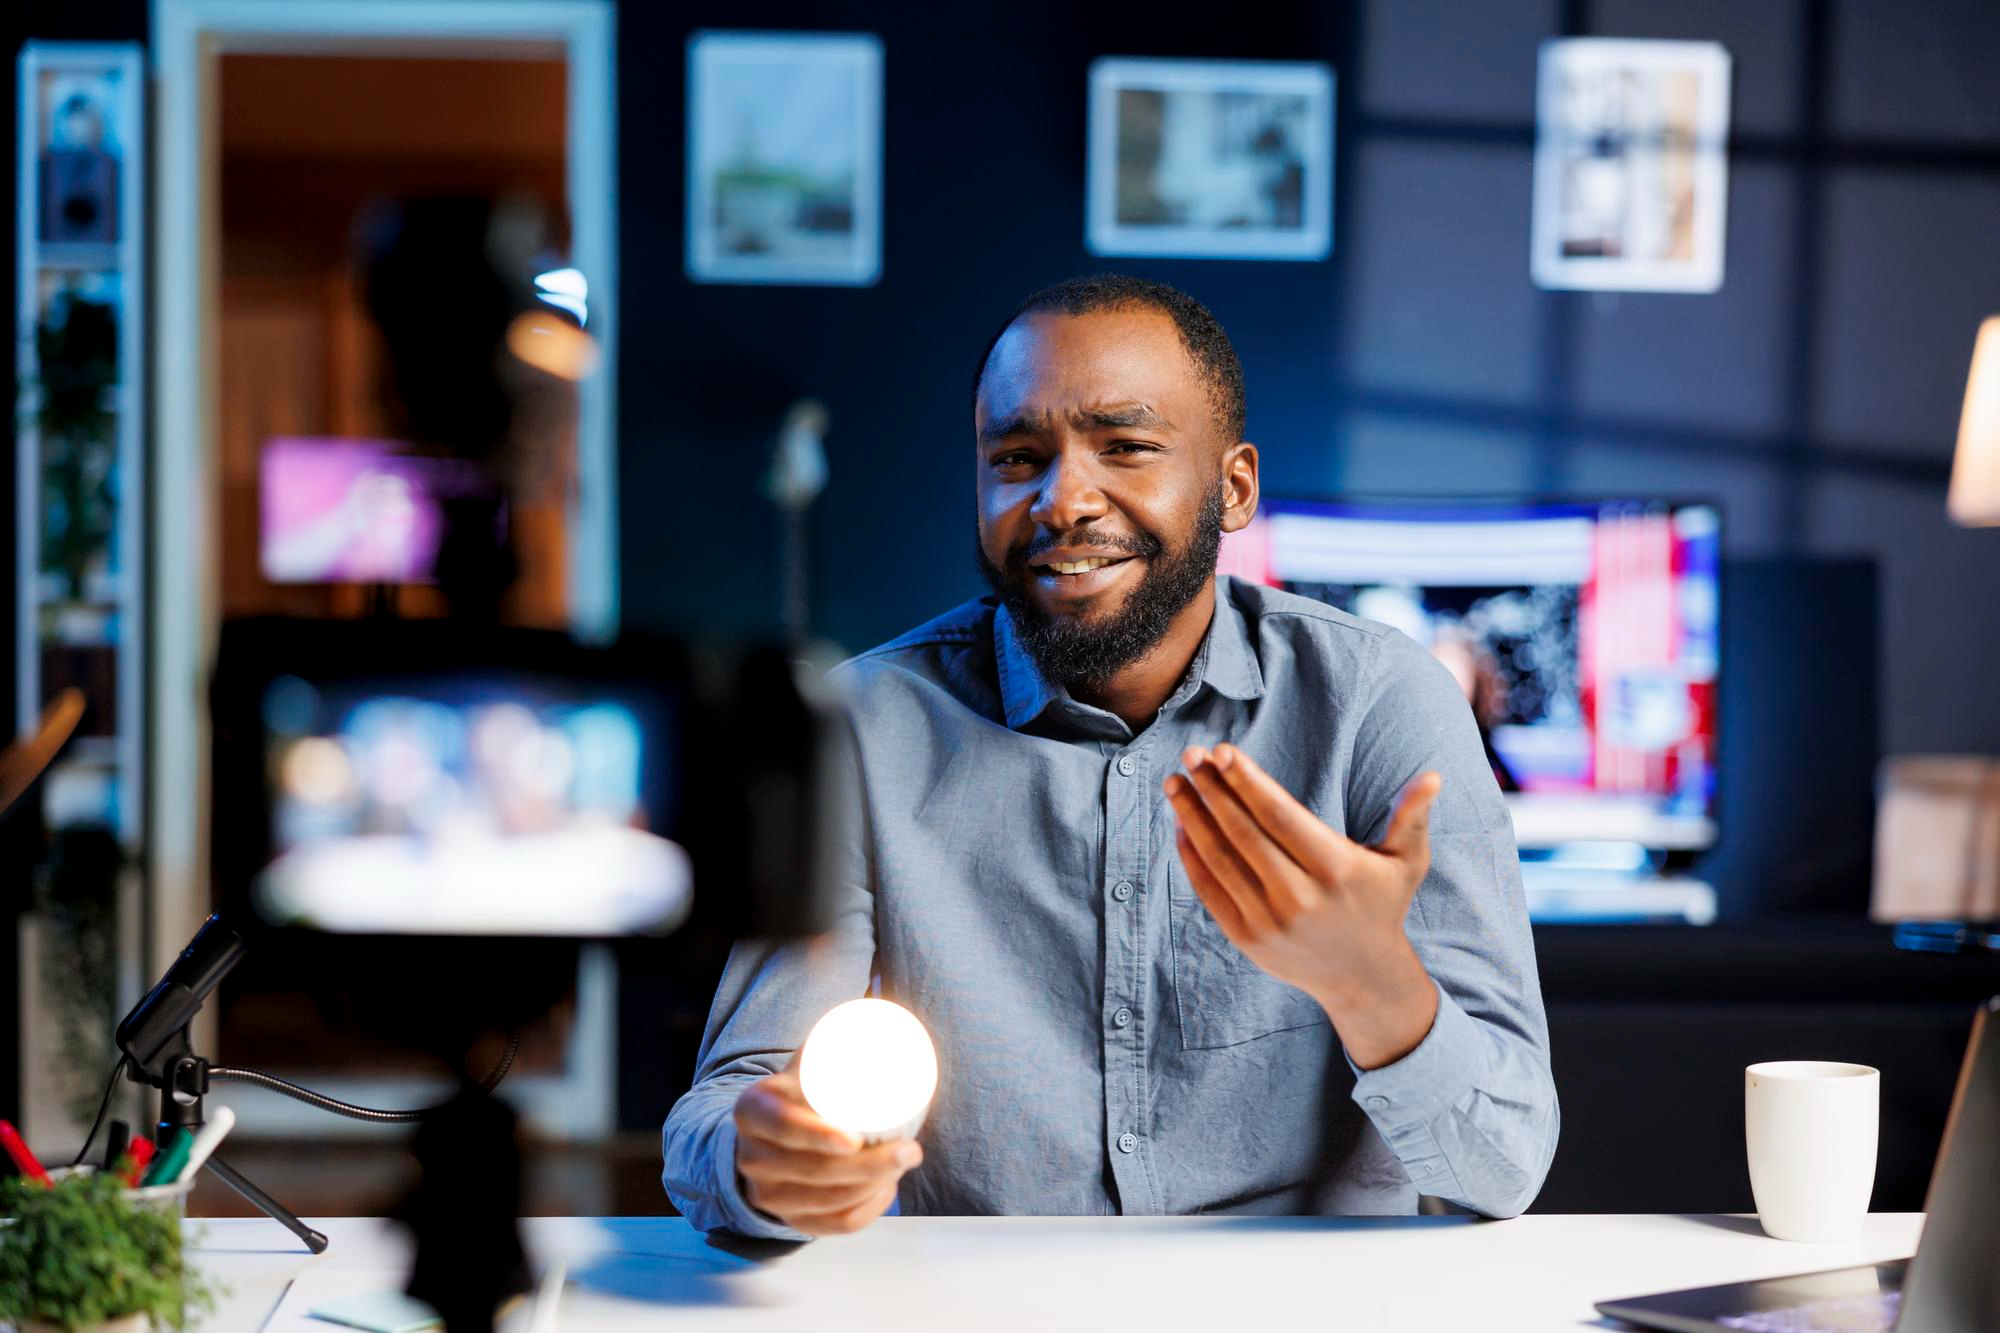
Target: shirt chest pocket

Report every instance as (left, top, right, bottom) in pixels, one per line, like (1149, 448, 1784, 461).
(1168, 861, 1330, 1051)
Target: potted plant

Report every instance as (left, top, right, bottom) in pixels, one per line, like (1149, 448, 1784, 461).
(31, 287, 120, 606)
(0, 1171, 216, 1332)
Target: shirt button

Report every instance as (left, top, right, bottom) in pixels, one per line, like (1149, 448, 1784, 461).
(1115, 755, 1136, 777)
(1112, 1007, 1132, 1028)
(1366, 1095, 1390, 1111)
(1111, 880, 1133, 902)
(1117, 1132, 1138, 1154)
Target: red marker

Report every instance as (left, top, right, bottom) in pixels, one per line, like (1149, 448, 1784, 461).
(117, 1137, 156, 1187)
(0, 1120, 51, 1186)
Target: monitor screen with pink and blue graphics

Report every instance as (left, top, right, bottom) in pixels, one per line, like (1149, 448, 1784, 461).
(1220, 499, 1721, 852)
(258, 437, 499, 585)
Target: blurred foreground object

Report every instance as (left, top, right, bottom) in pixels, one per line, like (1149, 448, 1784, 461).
(212, 620, 840, 942)
(0, 689, 85, 820)
(1871, 757, 2000, 921)
(193, 191, 840, 1325)
(1949, 316, 2000, 527)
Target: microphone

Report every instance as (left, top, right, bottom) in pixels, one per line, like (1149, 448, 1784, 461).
(115, 914, 248, 1079)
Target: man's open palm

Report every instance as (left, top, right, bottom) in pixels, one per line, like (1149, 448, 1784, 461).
(1164, 743, 1442, 1054)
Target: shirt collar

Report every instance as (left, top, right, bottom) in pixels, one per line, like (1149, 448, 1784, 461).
(991, 577, 1266, 733)
(992, 599, 1064, 731)
(1200, 577, 1267, 705)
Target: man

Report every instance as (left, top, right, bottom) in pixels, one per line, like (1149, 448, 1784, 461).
(663, 275, 1558, 1237)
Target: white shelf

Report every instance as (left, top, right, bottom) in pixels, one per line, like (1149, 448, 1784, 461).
(17, 41, 148, 1157)
(16, 41, 145, 851)
(33, 240, 120, 271)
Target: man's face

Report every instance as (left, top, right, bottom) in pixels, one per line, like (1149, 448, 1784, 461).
(974, 307, 1256, 687)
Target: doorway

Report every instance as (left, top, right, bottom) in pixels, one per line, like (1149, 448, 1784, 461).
(151, 0, 619, 1149)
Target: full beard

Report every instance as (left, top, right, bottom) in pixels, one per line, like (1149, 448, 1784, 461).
(978, 484, 1226, 693)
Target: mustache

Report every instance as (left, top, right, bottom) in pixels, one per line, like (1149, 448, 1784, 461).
(1006, 527, 1163, 571)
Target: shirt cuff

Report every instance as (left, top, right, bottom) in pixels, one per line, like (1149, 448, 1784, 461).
(1346, 981, 1481, 1191)
(708, 1116, 814, 1243)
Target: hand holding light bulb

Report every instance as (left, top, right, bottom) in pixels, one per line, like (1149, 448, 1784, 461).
(733, 999, 936, 1236)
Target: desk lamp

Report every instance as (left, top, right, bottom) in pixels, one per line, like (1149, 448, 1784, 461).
(1949, 315, 2000, 527)
(1900, 317, 2000, 957)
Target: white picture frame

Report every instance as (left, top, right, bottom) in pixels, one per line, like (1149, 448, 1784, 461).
(1531, 38, 1733, 294)
(686, 31, 883, 287)
(1087, 57, 1334, 261)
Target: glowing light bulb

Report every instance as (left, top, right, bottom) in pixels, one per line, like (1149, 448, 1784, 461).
(798, 999, 938, 1143)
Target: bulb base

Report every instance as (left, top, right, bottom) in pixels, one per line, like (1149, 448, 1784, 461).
(854, 1103, 930, 1147)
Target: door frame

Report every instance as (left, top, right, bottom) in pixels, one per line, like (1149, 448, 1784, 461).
(151, 0, 620, 1138)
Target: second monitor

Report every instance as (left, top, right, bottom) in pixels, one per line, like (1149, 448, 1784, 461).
(1220, 498, 1722, 920)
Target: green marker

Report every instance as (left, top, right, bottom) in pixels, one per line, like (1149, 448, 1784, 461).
(141, 1128, 193, 1188)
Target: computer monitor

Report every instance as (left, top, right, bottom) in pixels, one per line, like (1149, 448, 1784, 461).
(254, 667, 689, 937)
(259, 436, 499, 585)
(1220, 498, 1720, 853)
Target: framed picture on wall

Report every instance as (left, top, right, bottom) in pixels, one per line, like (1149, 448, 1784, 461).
(685, 31, 883, 286)
(1086, 57, 1334, 261)
(1531, 38, 1732, 293)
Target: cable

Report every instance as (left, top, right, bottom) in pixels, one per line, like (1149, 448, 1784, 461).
(476, 1030, 521, 1092)
(476, 1029, 522, 1093)
(207, 1030, 521, 1124)
(70, 1057, 128, 1168)
(206, 1066, 425, 1124)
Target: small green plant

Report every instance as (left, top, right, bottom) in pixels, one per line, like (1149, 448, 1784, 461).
(0, 1172, 217, 1331)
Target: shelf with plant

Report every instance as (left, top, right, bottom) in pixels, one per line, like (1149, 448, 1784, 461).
(30, 288, 123, 613)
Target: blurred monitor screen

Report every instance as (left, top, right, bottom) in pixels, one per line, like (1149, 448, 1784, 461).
(1220, 499, 1721, 851)
(259, 437, 495, 584)
(255, 672, 690, 935)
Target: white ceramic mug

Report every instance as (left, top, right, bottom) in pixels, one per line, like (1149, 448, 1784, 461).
(1745, 1061, 1879, 1242)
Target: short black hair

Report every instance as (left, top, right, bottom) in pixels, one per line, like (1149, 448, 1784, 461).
(972, 274, 1247, 442)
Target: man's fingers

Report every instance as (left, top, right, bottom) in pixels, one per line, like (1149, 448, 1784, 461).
(1207, 744, 1347, 872)
(790, 1182, 901, 1237)
(735, 1077, 862, 1154)
(736, 1108, 920, 1234)
(1379, 771, 1444, 864)
(745, 1174, 900, 1218)
(1175, 827, 1249, 944)
(1164, 772, 1277, 937)
(1179, 755, 1317, 920)
(739, 1135, 920, 1187)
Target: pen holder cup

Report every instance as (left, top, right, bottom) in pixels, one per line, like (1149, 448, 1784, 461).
(42, 1165, 197, 1219)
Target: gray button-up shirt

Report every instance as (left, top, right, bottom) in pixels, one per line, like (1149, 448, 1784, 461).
(663, 576, 1559, 1235)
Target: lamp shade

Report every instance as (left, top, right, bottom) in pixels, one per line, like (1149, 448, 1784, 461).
(1949, 315, 2000, 527)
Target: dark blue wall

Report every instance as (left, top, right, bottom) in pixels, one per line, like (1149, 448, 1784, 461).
(616, 0, 2000, 762)
(3, 0, 1996, 820)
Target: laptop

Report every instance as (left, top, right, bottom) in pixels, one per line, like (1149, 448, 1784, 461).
(1596, 997, 1999, 1333)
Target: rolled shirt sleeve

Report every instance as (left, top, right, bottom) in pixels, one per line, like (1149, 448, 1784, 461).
(1341, 631, 1562, 1219)
(661, 1065, 805, 1241)
(660, 917, 879, 1238)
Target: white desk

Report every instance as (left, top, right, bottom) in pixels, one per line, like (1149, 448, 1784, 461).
(191, 1212, 1924, 1333)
